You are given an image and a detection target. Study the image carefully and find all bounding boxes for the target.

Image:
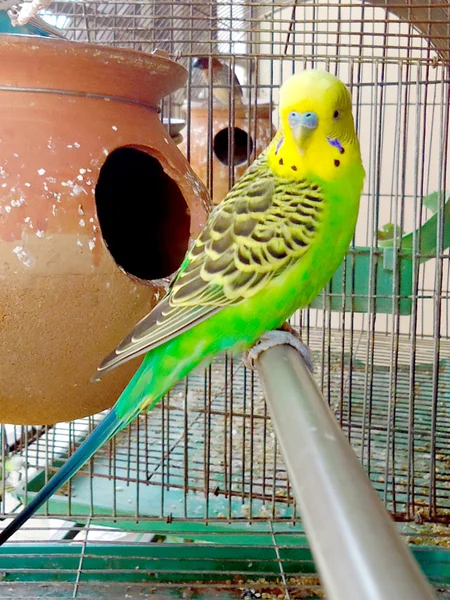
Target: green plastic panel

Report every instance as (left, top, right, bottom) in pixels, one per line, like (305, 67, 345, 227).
(310, 195, 450, 316)
(0, 543, 448, 589)
(310, 246, 413, 315)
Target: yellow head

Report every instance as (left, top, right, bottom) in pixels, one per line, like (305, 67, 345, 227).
(269, 70, 364, 184)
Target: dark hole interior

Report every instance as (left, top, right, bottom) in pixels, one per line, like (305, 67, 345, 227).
(213, 127, 253, 166)
(95, 147, 190, 281)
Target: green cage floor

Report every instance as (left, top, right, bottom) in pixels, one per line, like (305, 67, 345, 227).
(2, 331, 450, 597)
(8, 330, 450, 532)
(0, 536, 449, 599)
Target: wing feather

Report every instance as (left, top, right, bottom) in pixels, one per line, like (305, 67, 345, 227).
(95, 150, 326, 379)
(94, 301, 221, 379)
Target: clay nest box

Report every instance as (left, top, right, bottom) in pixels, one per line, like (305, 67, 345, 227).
(0, 36, 211, 425)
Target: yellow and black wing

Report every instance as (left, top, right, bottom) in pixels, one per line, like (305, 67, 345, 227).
(96, 154, 325, 378)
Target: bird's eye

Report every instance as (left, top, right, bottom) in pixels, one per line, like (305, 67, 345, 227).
(333, 110, 340, 120)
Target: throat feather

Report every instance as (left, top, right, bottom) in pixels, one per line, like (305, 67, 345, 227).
(272, 140, 302, 176)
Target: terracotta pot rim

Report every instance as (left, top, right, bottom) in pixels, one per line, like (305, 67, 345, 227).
(0, 34, 188, 106)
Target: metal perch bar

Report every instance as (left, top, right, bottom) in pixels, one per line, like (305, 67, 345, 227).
(255, 344, 437, 600)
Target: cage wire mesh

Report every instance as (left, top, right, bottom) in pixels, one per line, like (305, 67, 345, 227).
(1, 0, 450, 597)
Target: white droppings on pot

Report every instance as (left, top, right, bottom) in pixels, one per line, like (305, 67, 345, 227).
(37, 168, 46, 176)
(12, 246, 34, 268)
(71, 185, 87, 197)
(36, 230, 44, 238)
(160, 279, 170, 292)
(79, 219, 85, 227)
(88, 239, 96, 251)
(11, 198, 24, 208)
(184, 169, 203, 196)
(112, 126, 118, 131)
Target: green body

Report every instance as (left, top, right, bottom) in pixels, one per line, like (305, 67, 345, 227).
(116, 153, 362, 420)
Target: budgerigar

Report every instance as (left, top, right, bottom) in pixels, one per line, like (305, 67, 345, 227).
(193, 56, 244, 106)
(0, 69, 365, 545)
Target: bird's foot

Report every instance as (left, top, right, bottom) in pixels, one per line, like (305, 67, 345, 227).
(243, 324, 314, 372)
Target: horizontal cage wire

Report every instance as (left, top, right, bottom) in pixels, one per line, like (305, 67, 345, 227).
(2, 0, 450, 596)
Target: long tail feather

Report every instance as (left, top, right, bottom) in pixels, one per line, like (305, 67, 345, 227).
(0, 408, 123, 545)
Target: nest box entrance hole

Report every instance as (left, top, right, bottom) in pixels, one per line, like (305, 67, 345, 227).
(95, 147, 191, 280)
(213, 127, 253, 166)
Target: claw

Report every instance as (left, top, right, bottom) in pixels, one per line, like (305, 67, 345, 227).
(244, 327, 314, 372)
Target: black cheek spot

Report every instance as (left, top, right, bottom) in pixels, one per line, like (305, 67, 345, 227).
(291, 165, 298, 171)
(279, 158, 284, 165)
(340, 147, 345, 155)
(334, 159, 340, 167)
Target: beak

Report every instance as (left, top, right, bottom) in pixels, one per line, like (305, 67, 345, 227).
(288, 111, 319, 153)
